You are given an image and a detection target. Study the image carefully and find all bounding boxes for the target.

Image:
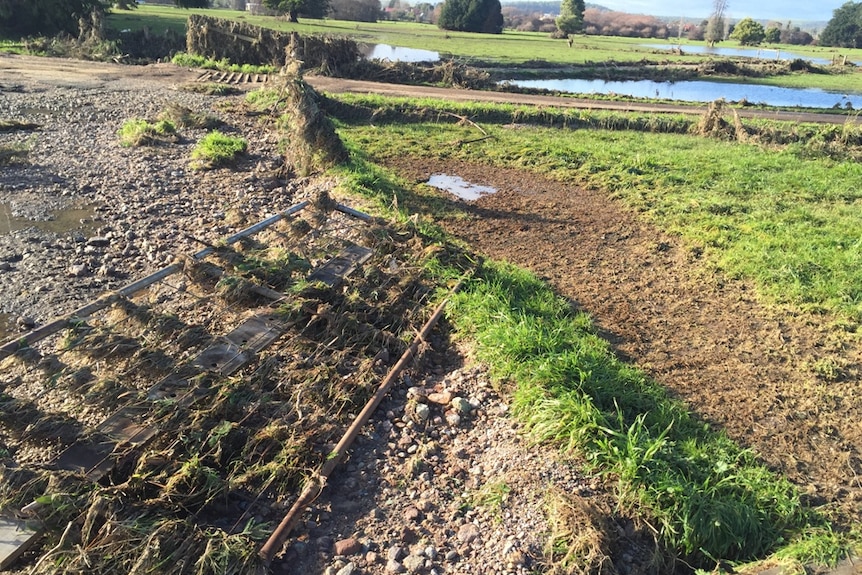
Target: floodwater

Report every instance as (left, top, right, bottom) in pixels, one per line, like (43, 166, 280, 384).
(503, 78, 862, 109)
(427, 174, 497, 201)
(643, 43, 847, 66)
(0, 202, 97, 235)
(361, 44, 440, 63)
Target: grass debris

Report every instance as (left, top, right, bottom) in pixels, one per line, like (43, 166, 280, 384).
(190, 130, 247, 169)
(117, 118, 179, 147)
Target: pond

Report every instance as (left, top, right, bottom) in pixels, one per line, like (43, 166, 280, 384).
(642, 43, 848, 66)
(427, 174, 497, 201)
(361, 44, 440, 63)
(503, 78, 862, 109)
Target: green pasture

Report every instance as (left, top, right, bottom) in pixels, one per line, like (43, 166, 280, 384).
(330, 125, 858, 570)
(106, 5, 862, 85)
(329, 93, 862, 326)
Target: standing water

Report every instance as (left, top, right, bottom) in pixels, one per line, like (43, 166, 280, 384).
(427, 174, 497, 201)
(0, 202, 97, 235)
(361, 44, 440, 63)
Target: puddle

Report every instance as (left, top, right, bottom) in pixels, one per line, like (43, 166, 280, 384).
(427, 174, 497, 201)
(0, 202, 97, 235)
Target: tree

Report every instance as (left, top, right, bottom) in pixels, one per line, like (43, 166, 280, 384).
(438, 0, 503, 33)
(263, 0, 331, 22)
(175, 0, 209, 6)
(113, 0, 138, 8)
(705, 0, 728, 46)
(555, 0, 584, 35)
(0, 0, 107, 37)
(729, 17, 764, 45)
(820, 1, 862, 48)
(764, 26, 780, 43)
(330, 0, 381, 22)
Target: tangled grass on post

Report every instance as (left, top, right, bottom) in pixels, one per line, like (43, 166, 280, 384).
(117, 118, 178, 147)
(190, 130, 247, 170)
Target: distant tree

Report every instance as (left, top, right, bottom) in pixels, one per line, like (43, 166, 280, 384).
(780, 26, 814, 45)
(729, 17, 764, 45)
(706, 0, 728, 46)
(820, 1, 862, 47)
(0, 0, 107, 36)
(438, 0, 503, 33)
(331, 0, 381, 22)
(263, 0, 330, 22)
(113, 0, 138, 8)
(764, 26, 781, 43)
(555, 0, 585, 35)
(175, 0, 209, 6)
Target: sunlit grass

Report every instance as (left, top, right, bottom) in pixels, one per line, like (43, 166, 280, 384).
(333, 97, 862, 325)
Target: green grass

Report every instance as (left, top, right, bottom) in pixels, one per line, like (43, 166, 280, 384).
(333, 150, 838, 567)
(105, 5, 862, 91)
(190, 130, 247, 169)
(332, 95, 862, 325)
(117, 118, 178, 146)
(171, 52, 277, 75)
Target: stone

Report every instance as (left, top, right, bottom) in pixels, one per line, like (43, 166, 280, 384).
(414, 403, 430, 422)
(444, 411, 461, 427)
(457, 523, 480, 544)
(334, 537, 362, 556)
(385, 559, 406, 573)
(451, 397, 472, 415)
(403, 506, 422, 523)
(387, 545, 405, 562)
(402, 555, 425, 573)
(68, 263, 89, 277)
(335, 562, 356, 575)
(426, 391, 452, 405)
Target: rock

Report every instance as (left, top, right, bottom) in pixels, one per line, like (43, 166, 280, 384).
(387, 545, 405, 562)
(451, 397, 472, 415)
(0, 261, 12, 271)
(426, 391, 452, 405)
(457, 523, 480, 544)
(385, 559, 406, 574)
(424, 545, 438, 560)
(16, 316, 36, 330)
(403, 506, 422, 523)
(68, 263, 89, 277)
(444, 411, 461, 427)
(335, 562, 357, 575)
(402, 555, 425, 573)
(334, 537, 362, 556)
(414, 403, 430, 422)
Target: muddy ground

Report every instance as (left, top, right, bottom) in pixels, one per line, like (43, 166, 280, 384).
(1, 54, 861, 573)
(384, 155, 862, 527)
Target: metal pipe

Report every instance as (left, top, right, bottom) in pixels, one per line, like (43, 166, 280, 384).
(259, 276, 468, 564)
(335, 203, 373, 222)
(0, 202, 310, 359)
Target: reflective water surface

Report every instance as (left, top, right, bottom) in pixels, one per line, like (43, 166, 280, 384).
(504, 78, 862, 109)
(0, 202, 97, 235)
(362, 44, 440, 63)
(427, 174, 497, 201)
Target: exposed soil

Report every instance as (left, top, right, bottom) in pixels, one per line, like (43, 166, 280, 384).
(2, 54, 861, 575)
(384, 155, 862, 527)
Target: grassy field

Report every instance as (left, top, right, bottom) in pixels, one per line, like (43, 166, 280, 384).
(326, 93, 862, 572)
(105, 5, 862, 93)
(328, 92, 862, 325)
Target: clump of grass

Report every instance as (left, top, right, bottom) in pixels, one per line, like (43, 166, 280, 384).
(171, 52, 276, 75)
(543, 488, 616, 575)
(189, 130, 247, 169)
(0, 142, 29, 165)
(245, 88, 283, 112)
(178, 82, 241, 96)
(158, 102, 221, 129)
(117, 118, 178, 147)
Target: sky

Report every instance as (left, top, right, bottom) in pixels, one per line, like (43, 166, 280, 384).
(585, 1, 841, 22)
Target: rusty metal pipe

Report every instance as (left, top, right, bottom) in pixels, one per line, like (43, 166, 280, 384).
(259, 277, 467, 564)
